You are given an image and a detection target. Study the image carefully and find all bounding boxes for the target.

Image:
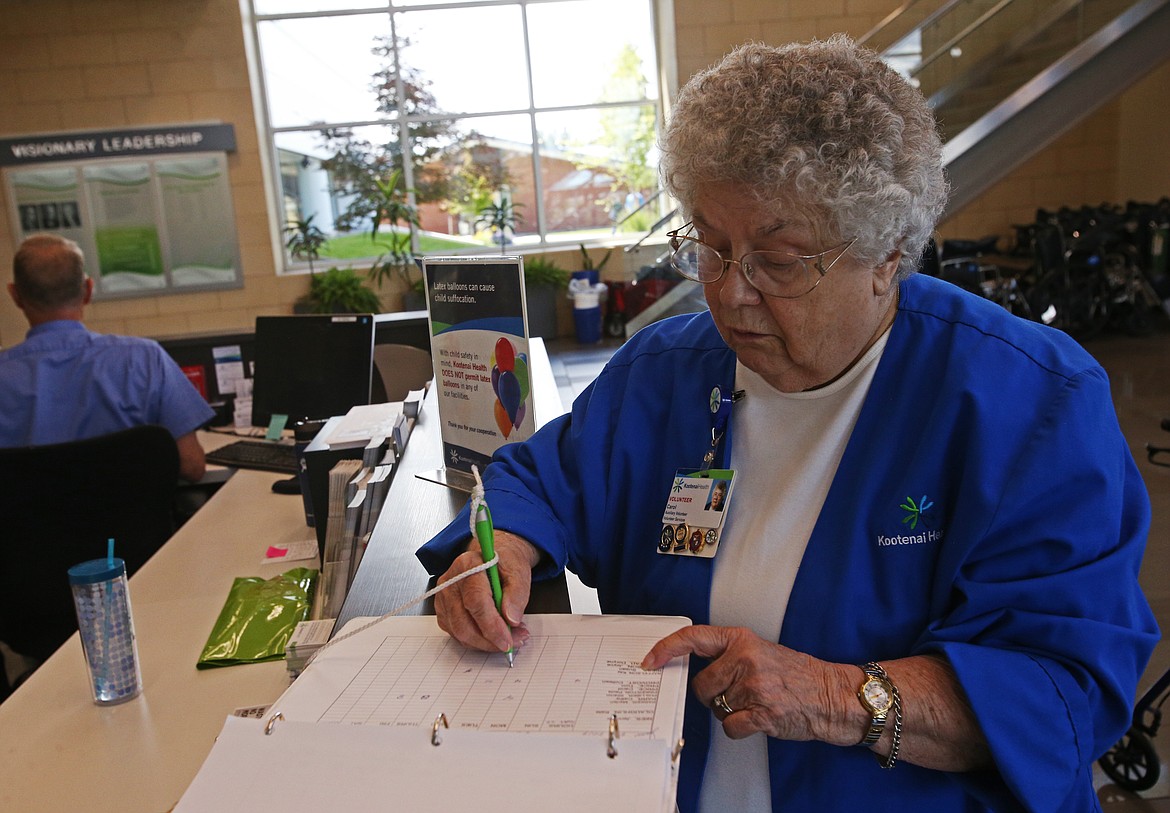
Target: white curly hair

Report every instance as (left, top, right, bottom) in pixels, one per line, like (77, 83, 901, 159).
(660, 36, 948, 277)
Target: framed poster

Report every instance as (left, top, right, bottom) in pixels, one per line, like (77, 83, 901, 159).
(422, 256, 536, 481)
(2, 124, 242, 300)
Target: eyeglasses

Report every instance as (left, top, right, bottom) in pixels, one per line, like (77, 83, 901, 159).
(666, 223, 857, 299)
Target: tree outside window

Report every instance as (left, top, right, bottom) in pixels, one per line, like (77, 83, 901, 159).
(251, 0, 663, 278)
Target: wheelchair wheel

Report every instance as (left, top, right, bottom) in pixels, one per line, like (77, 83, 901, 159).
(1098, 728, 1161, 791)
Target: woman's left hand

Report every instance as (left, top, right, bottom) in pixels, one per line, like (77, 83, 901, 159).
(643, 625, 993, 771)
(642, 625, 856, 745)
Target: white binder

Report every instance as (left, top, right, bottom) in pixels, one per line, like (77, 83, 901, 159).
(176, 614, 691, 812)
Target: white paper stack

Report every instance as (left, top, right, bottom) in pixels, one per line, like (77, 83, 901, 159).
(323, 402, 403, 449)
(318, 459, 364, 619)
(232, 377, 253, 429)
(284, 619, 335, 679)
(403, 387, 425, 418)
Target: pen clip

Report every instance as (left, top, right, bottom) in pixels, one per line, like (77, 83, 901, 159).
(607, 713, 620, 759)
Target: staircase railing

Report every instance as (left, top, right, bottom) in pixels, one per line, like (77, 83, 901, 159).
(859, 1, 1138, 133)
(858, 0, 968, 55)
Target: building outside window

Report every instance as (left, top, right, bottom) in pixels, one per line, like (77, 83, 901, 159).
(247, 0, 663, 271)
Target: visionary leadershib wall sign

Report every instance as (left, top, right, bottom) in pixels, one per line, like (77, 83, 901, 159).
(1, 124, 243, 299)
(421, 256, 537, 488)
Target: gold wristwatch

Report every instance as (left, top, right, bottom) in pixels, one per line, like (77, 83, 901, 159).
(857, 662, 894, 746)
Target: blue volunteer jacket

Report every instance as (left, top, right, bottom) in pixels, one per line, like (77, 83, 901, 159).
(420, 273, 1158, 812)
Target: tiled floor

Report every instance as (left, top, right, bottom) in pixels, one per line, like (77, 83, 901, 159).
(1082, 328, 1170, 810)
(546, 324, 1170, 809)
(545, 336, 627, 408)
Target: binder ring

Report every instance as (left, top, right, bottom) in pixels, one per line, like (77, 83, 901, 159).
(264, 711, 284, 736)
(432, 713, 449, 746)
(607, 713, 620, 759)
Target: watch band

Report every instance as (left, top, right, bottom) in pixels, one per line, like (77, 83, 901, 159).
(857, 662, 893, 746)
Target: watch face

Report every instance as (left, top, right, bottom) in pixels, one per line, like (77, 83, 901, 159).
(862, 678, 892, 713)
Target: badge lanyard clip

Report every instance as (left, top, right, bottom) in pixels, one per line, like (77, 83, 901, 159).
(656, 385, 743, 558)
(701, 386, 743, 474)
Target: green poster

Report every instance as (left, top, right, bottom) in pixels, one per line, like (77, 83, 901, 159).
(93, 226, 164, 276)
(83, 163, 165, 288)
(156, 156, 238, 286)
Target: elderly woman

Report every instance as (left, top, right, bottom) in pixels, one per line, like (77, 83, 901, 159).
(418, 37, 1157, 811)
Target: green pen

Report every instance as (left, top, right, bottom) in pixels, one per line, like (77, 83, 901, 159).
(473, 496, 514, 667)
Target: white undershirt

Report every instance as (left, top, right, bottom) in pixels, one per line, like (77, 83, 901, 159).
(698, 331, 890, 813)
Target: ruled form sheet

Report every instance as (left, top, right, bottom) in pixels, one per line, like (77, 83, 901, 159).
(274, 614, 691, 740)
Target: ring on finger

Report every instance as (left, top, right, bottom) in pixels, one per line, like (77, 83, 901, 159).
(713, 692, 735, 715)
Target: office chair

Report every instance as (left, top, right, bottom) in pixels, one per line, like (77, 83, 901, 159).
(373, 343, 433, 402)
(0, 425, 179, 685)
(0, 648, 9, 703)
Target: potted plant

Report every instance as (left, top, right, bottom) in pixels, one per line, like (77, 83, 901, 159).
(522, 255, 569, 339)
(330, 166, 422, 310)
(296, 266, 382, 314)
(285, 215, 328, 273)
(571, 245, 614, 344)
(362, 169, 421, 293)
(476, 196, 524, 255)
(577, 243, 613, 280)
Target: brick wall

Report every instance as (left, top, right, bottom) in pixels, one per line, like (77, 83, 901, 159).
(672, 0, 891, 82)
(0, 0, 306, 347)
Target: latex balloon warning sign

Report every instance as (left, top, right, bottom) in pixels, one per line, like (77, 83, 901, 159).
(422, 256, 536, 474)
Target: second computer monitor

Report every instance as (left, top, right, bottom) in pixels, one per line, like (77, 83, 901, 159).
(251, 314, 375, 427)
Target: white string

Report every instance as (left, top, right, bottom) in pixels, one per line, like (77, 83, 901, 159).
(303, 464, 494, 670)
(468, 464, 487, 537)
(304, 553, 499, 668)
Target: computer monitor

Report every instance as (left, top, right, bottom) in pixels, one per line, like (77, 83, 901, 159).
(251, 314, 375, 427)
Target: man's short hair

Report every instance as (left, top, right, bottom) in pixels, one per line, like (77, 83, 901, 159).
(12, 234, 87, 309)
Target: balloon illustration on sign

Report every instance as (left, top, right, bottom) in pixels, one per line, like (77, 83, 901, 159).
(490, 336, 529, 439)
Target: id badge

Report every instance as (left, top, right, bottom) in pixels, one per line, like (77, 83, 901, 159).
(657, 468, 735, 558)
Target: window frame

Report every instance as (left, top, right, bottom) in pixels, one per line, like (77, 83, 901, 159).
(243, 0, 668, 274)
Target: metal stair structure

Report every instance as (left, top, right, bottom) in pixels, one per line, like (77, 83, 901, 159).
(865, 0, 1170, 215)
(622, 0, 1170, 335)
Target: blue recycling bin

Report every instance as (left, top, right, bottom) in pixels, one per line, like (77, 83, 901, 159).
(569, 273, 605, 344)
(573, 304, 602, 343)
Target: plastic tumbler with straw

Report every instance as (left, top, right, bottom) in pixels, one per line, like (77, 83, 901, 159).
(67, 538, 142, 704)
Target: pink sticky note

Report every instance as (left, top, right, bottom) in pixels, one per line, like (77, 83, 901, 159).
(266, 546, 288, 559)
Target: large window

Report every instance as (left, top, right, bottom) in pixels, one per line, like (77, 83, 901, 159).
(248, 0, 663, 271)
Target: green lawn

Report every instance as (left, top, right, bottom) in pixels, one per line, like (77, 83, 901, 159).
(319, 231, 478, 260)
(313, 226, 630, 264)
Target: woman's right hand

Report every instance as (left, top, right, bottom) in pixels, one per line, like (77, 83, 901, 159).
(433, 530, 540, 654)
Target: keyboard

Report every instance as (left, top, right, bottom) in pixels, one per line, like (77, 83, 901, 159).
(205, 439, 299, 474)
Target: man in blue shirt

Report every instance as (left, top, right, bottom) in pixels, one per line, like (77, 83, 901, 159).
(1, 234, 214, 481)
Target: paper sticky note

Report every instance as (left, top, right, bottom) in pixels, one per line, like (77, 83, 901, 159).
(266, 413, 288, 441)
(261, 539, 318, 565)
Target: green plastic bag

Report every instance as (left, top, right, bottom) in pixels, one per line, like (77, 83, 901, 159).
(197, 567, 317, 669)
